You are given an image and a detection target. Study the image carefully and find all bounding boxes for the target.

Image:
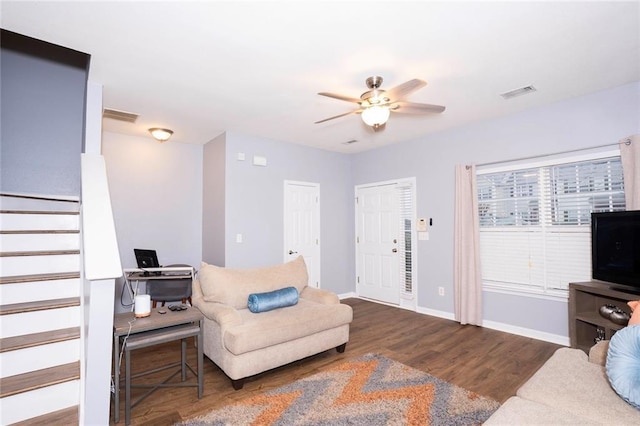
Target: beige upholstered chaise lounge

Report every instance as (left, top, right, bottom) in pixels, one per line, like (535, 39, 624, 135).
(485, 341, 640, 424)
(192, 256, 353, 389)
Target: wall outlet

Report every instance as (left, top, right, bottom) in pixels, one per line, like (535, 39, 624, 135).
(236, 233, 243, 243)
(438, 287, 445, 296)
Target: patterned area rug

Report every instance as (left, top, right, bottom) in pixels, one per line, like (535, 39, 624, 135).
(180, 353, 500, 425)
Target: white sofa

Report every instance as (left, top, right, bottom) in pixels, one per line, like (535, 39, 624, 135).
(485, 342, 640, 425)
(192, 256, 353, 389)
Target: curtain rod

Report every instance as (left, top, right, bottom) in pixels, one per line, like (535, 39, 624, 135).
(467, 138, 631, 170)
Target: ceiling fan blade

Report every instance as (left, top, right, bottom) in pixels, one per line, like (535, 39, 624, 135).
(383, 79, 427, 102)
(390, 101, 446, 114)
(318, 92, 362, 104)
(314, 109, 361, 124)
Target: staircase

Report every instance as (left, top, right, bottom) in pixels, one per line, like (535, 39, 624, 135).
(0, 194, 82, 425)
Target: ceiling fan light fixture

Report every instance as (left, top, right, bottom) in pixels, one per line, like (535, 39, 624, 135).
(361, 105, 390, 127)
(316, 76, 444, 127)
(148, 127, 174, 142)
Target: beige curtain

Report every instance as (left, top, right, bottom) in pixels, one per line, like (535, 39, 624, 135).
(454, 164, 482, 326)
(620, 135, 640, 210)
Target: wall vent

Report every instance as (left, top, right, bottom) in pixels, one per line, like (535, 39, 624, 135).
(500, 85, 536, 100)
(103, 108, 139, 123)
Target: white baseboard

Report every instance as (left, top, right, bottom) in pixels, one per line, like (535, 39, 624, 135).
(338, 291, 357, 300)
(482, 320, 570, 346)
(343, 295, 569, 346)
(415, 307, 568, 346)
(416, 306, 456, 321)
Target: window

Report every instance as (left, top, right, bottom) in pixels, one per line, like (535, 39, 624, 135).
(397, 183, 414, 299)
(477, 155, 625, 298)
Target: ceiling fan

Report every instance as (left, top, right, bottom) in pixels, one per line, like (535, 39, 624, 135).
(315, 76, 445, 131)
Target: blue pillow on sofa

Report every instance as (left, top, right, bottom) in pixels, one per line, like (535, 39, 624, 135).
(606, 324, 640, 409)
(247, 286, 299, 313)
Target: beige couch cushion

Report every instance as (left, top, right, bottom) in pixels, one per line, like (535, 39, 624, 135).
(485, 396, 601, 425)
(223, 298, 353, 355)
(516, 347, 640, 424)
(588, 340, 609, 365)
(199, 256, 308, 309)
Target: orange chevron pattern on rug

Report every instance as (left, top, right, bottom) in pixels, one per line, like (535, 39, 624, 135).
(180, 353, 500, 425)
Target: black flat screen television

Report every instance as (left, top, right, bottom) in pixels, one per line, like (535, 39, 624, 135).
(591, 210, 640, 289)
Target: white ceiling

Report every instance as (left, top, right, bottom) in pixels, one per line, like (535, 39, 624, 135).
(2, 1, 639, 153)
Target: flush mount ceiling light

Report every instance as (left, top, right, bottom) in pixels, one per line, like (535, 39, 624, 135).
(148, 127, 173, 142)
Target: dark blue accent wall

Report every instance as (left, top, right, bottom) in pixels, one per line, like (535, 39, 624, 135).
(1, 29, 90, 197)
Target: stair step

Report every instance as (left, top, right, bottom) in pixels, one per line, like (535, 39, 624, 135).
(1, 305, 81, 339)
(0, 192, 79, 204)
(0, 194, 83, 424)
(1, 276, 80, 306)
(0, 212, 79, 232)
(0, 210, 80, 215)
(0, 297, 80, 316)
(0, 194, 79, 215)
(11, 405, 79, 426)
(1, 336, 80, 378)
(0, 380, 79, 424)
(0, 232, 80, 252)
(0, 271, 80, 285)
(0, 229, 79, 234)
(0, 253, 79, 276)
(0, 327, 80, 353)
(0, 361, 80, 398)
(0, 249, 80, 257)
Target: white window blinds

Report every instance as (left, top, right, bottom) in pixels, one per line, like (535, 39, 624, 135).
(397, 183, 414, 298)
(477, 155, 625, 296)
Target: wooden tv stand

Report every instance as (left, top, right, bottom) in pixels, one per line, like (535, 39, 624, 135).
(569, 280, 640, 353)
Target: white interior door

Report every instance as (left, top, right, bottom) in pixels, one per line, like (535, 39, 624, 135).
(356, 184, 400, 304)
(284, 181, 320, 288)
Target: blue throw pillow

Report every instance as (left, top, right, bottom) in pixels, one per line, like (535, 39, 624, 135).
(606, 324, 640, 409)
(247, 286, 299, 313)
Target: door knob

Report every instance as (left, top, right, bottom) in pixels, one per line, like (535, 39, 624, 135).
(289, 250, 298, 255)
(392, 248, 398, 253)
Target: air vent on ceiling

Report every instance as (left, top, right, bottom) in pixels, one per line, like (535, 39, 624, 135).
(500, 85, 537, 100)
(103, 108, 139, 123)
(342, 139, 358, 145)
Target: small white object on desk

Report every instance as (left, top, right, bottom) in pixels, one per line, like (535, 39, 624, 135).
(134, 294, 151, 318)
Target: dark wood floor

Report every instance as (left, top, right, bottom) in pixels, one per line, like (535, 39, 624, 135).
(113, 298, 562, 425)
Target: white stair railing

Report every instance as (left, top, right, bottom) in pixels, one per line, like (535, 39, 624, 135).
(80, 153, 122, 425)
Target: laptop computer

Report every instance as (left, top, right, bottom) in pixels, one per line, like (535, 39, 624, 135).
(134, 249, 160, 271)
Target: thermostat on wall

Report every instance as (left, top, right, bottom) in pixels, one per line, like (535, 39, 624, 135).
(253, 155, 267, 166)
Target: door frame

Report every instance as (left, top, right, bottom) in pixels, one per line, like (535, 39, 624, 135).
(283, 180, 321, 287)
(355, 178, 417, 310)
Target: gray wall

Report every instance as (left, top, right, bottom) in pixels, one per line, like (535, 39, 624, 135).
(202, 133, 226, 266)
(351, 81, 640, 337)
(222, 131, 355, 295)
(0, 32, 89, 197)
(102, 132, 204, 313)
(101, 81, 638, 337)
